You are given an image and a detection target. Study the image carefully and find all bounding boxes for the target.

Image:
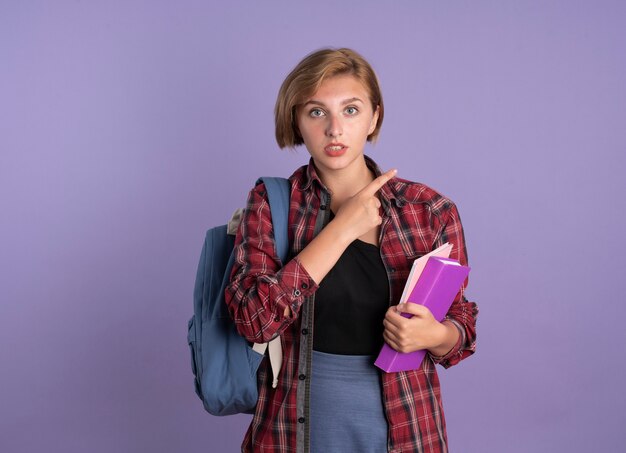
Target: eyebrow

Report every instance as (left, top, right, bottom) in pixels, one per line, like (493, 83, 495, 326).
(302, 97, 364, 107)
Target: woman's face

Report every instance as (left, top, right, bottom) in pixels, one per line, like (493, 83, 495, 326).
(296, 74, 379, 176)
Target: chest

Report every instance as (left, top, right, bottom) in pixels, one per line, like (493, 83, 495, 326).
(289, 192, 440, 301)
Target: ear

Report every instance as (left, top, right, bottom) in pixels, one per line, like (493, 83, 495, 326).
(368, 105, 380, 135)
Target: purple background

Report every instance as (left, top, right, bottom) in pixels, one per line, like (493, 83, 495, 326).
(2, 1, 625, 452)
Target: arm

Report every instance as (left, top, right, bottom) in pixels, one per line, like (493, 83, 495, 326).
(382, 201, 478, 367)
(226, 170, 398, 343)
(433, 201, 478, 367)
(224, 184, 317, 344)
(297, 169, 397, 283)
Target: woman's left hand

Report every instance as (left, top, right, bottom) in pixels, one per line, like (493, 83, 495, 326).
(382, 303, 448, 353)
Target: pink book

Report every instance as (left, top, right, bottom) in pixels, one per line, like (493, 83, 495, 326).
(375, 256, 470, 373)
(398, 243, 453, 304)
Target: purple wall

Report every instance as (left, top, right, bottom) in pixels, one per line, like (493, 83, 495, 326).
(2, 1, 625, 452)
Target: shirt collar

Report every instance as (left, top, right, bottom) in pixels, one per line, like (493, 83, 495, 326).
(298, 155, 401, 211)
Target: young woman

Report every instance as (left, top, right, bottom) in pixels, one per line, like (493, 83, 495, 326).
(225, 48, 478, 453)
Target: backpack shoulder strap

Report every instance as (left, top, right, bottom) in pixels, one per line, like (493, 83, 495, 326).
(257, 177, 290, 264)
(253, 176, 290, 389)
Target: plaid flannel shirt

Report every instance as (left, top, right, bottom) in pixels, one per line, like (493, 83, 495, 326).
(226, 156, 478, 453)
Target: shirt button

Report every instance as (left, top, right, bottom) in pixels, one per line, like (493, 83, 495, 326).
(274, 316, 280, 322)
(301, 328, 308, 335)
(320, 204, 327, 210)
(301, 283, 308, 289)
(298, 374, 306, 380)
(298, 417, 305, 424)
(293, 289, 301, 297)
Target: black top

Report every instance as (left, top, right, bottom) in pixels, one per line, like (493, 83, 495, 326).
(313, 238, 390, 355)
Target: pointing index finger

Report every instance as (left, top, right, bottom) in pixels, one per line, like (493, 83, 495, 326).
(362, 168, 397, 196)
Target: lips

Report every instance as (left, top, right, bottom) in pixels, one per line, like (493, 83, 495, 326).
(324, 143, 347, 157)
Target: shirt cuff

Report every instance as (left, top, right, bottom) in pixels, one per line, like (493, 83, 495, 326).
(428, 318, 465, 367)
(273, 257, 318, 320)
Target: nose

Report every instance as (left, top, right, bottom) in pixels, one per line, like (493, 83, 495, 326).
(325, 114, 342, 138)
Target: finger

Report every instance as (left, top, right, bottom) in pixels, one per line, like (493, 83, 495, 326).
(384, 306, 406, 325)
(383, 316, 401, 334)
(383, 331, 400, 351)
(396, 303, 430, 317)
(391, 309, 415, 327)
(360, 169, 397, 196)
(384, 331, 411, 353)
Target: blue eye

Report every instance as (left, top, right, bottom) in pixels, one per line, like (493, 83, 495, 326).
(345, 106, 358, 115)
(309, 108, 325, 117)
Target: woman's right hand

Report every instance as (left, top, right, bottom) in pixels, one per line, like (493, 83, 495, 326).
(332, 168, 397, 242)
(294, 168, 396, 285)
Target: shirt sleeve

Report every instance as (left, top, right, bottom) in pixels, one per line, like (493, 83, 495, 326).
(224, 183, 318, 343)
(428, 200, 479, 368)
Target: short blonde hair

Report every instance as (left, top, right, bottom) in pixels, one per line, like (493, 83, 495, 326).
(275, 48, 384, 148)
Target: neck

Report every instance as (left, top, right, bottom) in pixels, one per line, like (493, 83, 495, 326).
(315, 157, 374, 210)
